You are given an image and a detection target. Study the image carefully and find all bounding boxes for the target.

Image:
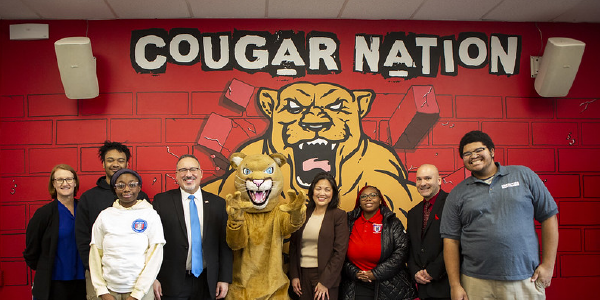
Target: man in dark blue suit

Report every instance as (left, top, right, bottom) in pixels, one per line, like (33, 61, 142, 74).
(407, 164, 451, 300)
(153, 154, 232, 300)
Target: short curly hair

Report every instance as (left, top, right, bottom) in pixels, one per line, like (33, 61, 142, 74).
(458, 130, 495, 158)
(98, 140, 131, 162)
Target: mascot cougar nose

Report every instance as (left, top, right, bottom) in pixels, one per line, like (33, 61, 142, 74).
(253, 179, 264, 187)
(300, 108, 333, 132)
(300, 120, 332, 132)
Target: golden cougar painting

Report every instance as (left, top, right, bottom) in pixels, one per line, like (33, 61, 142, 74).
(205, 82, 419, 223)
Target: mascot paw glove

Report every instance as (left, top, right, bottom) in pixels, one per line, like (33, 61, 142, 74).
(226, 191, 253, 223)
(280, 190, 307, 212)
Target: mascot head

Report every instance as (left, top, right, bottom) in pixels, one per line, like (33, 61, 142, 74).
(230, 152, 286, 213)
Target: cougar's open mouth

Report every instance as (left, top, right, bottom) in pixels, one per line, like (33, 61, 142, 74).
(293, 138, 338, 188)
(245, 179, 273, 208)
(248, 190, 271, 206)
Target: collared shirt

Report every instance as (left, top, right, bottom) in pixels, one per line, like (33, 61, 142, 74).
(347, 209, 383, 271)
(440, 163, 558, 280)
(180, 188, 204, 271)
(53, 200, 85, 280)
(423, 192, 439, 215)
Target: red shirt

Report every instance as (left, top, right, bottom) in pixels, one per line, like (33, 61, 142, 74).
(423, 192, 439, 214)
(347, 209, 383, 271)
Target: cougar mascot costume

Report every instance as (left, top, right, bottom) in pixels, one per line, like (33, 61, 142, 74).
(225, 152, 306, 300)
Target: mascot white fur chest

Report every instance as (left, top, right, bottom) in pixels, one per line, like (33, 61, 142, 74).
(225, 152, 306, 300)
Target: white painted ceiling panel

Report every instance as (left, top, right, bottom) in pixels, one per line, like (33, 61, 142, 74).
(268, 0, 345, 19)
(0, 0, 597, 22)
(552, 0, 600, 23)
(341, 0, 423, 19)
(483, 0, 580, 22)
(21, 0, 115, 20)
(412, 0, 502, 21)
(0, 0, 39, 19)
(188, 0, 267, 18)
(107, 0, 191, 19)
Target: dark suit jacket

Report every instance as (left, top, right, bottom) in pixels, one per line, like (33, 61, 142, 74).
(407, 190, 451, 299)
(23, 199, 60, 300)
(289, 206, 349, 289)
(153, 188, 233, 299)
(23, 199, 84, 300)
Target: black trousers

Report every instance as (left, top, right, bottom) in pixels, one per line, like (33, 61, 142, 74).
(162, 270, 211, 300)
(45, 279, 86, 300)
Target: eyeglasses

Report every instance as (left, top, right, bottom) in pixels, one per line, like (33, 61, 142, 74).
(360, 193, 379, 200)
(54, 178, 74, 184)
(177, 167, 200, 173)
(105, 158, 127, 164)
(462, 147, 486, 158)
(114, 182, 140, 190)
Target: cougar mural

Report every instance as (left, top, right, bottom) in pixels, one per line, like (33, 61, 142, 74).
(204, 82, 419, 223)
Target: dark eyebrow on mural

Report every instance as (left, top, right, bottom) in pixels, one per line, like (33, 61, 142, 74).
(320, 88, 337, 99)
(296, 89, 311, 97)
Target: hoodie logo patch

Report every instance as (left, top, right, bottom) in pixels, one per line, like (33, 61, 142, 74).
(132, 219, 148, 233)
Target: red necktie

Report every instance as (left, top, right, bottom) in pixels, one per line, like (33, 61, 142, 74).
(422, 200, 431, 236)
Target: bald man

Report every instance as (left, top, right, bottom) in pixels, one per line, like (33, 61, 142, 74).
(406, 164, 450, 300)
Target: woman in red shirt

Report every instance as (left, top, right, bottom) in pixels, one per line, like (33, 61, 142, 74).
(340, 185, 416, 300)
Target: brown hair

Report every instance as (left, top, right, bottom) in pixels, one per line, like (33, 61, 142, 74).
(48, 164, 79, 198)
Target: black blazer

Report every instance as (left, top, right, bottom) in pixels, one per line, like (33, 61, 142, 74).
(406, 190, 451, 299)
(23, 199, 81, 300)
(153, 188, 233, 299)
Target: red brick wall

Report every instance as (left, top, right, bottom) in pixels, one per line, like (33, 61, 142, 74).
(1, 19, 599, 299)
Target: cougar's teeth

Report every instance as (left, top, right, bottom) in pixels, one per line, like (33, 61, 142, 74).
(299, 143, 303, 150)
(296, 175, 310, 188)
(331, 143, 337, 150)
(306, 138, 328, 146)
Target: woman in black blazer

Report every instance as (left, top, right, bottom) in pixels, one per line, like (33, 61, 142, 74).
(23, 164, 86, 300)
(289, 172, 349, 300)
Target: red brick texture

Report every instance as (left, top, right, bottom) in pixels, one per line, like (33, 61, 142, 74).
(137, 92, 189, 115)
(28, 94, 78, 117)
(456, 95, 503, 119)
(0, 96, 25, 118)
(79, 93, 134, 116)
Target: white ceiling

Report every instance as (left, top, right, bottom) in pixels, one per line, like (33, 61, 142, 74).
(0, 0, 599, 23)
